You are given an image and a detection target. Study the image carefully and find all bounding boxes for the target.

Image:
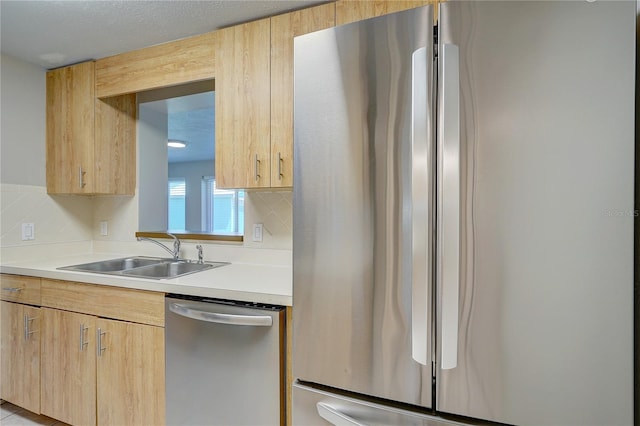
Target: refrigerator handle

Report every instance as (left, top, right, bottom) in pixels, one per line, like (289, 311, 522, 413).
(439, 43, 460, 370)
(410, 46, 431, 366)
(317, 402, 367, 426)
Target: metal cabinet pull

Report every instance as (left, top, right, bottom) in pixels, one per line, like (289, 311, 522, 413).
(97, 328, 107, 357)
(79, 323, 89, 351)
(2, 287, 22, 293)
(24, 314, 36, 341)
(254, 154, 261, 182)
(79, 166, 86, 188)
(277, 152, 283, 180)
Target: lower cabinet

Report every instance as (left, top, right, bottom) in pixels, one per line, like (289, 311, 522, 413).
(41, 309, 164, 426)
(0, 274, 165, 426)
(41, 308, 96, 425)
(0, 301, 41, 413)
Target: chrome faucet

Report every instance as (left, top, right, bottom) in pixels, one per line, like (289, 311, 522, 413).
(196, 245, 204, 264)
(137, 233, 181, 260)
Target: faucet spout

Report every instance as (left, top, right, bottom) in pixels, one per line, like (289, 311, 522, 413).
(137, 233, 181, 260)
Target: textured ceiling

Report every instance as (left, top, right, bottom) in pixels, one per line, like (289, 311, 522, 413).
(0, 0, 327, 69)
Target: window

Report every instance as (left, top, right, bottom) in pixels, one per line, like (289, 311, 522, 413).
(202, 177, 244, 235)
(168, 178, 186, 231)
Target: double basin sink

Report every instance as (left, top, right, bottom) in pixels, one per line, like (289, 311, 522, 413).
(59, 256, 228, 280)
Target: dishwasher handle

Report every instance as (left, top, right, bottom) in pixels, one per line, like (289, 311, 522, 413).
(169, 302, 273, 327)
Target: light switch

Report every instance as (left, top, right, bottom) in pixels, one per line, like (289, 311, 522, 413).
(21, 223, 35, 241)
(100, 221, 108, 236)
(252, 223, 263, 242)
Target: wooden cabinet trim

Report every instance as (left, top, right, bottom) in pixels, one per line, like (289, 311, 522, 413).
(95, 32, 216, 98)
(41, 279, 164, 327)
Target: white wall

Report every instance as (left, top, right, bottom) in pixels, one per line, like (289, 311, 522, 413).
(169, 160, 214, 231)
(0, 54, 46, 186)
(0, 54, 93, 261)
(138, 105, 168, 232)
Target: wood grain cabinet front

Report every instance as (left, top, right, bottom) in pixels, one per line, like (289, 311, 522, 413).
(0, 274, 165, 426)
(214, 4, 335, 190)
(0, 301, 41, 414)
(46, 61, 136, 195)
(40, 308, 165, 426)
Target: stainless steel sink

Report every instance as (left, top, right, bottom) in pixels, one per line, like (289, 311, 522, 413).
(59, 256, 164, 273)
(122, 260, 226, 279)
(59, 257, 228, 279)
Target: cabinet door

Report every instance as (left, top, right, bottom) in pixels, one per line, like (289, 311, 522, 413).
(96, 318, 165, 426)
(0, 302, 40, 413)
(41, 308, 96, 426)
(46, 61, 96, 194)
(215, 18, 271, 189)
(94, 95, 137, 195)
(336, 0, 435, 25)
(270, 4, 336, 188)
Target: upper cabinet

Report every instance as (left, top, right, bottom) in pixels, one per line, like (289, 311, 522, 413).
(214, 18, 272, 189)
(215, 4, 335, 189)
(270, 3, 336, 188)
(336, 0, 435, 25)
(46, 61, 136, 195)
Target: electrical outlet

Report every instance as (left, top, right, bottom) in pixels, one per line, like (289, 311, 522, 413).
(21, 223, 35, 241)
(252, 223, 263, 242)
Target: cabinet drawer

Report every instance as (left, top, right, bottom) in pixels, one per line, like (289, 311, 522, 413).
(0, 274, 41, 305)
(41, 279, 164, 326)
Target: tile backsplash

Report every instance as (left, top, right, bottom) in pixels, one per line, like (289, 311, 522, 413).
(0, 184, 293, 261)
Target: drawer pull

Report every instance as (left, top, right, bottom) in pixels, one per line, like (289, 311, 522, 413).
(3, 287, 22, 293)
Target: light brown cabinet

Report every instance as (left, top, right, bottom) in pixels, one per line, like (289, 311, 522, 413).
(215, 4, 335, 189)
(46, 61, 136, 195)
(40, 308, 164, 426)
(41, 308, 97, 425)
(270, 4, 336, 188)
(214, 17, 272, 189)
(0, 274, 164, 426)
(0, 301, 41, 414)
(0, 275, 42, 413)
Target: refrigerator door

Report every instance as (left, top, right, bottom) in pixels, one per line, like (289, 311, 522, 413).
(437, 2, 635, 425)
(293, 6, 434, 408)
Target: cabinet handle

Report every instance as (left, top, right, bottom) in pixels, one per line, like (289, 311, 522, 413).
(24, 314, 36, 341)
(79, 166, 86, 188)
(254, 154, 261, 182)
(79, 323, 89, 351)
(2, 287, 22, 293)
(97, 328, 107, 357)
(277, 152, 283, 180)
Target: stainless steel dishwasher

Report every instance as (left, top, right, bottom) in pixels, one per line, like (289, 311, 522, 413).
(165, 294, 285, 425)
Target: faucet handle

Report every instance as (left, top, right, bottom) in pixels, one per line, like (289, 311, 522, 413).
(196, 245, 204, 264)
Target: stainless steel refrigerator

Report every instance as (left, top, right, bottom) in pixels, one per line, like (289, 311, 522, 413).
(292, 1, 635, 425)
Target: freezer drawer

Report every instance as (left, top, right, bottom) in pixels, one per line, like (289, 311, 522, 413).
(293, 383, 463, 426)
(165, 295, 284, 425)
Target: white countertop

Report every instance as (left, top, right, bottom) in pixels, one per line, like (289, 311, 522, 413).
(0, 253, 292, 306)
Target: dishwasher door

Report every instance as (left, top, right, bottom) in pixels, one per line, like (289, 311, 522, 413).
(165, 295, 284, 426)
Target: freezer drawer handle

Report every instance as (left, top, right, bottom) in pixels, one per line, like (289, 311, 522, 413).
(317, 402, 367, 426)
(169, 302, 273, 327)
